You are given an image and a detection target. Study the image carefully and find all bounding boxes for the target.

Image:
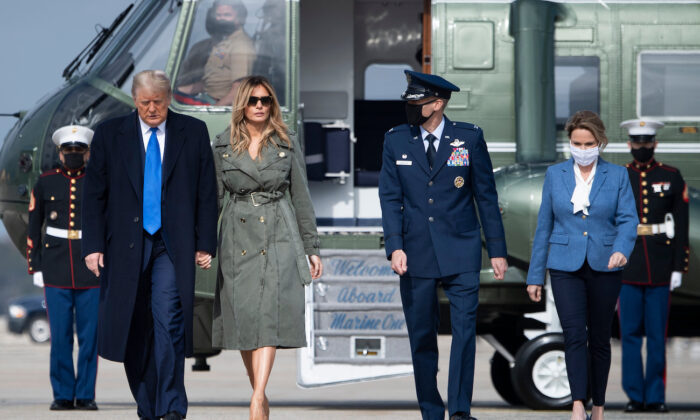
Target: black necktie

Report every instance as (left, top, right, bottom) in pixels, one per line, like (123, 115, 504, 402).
(425, 134, 437, 169)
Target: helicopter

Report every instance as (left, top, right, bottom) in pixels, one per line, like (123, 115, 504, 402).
(1, 0, 699, 410)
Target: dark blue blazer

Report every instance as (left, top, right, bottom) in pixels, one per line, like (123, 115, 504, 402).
(378, 117, 507, 278)
(527, 158, 638, 285)
(82, 110, 218, 362)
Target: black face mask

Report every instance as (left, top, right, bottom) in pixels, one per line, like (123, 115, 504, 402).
(63, 153, 86, 170)
(207, 19, 239, 37)
(405, 100, 437, 126)
(631, 146, 655, 163)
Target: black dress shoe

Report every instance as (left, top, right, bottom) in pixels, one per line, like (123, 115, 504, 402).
(624, 400, 644, 412)
(450, 413, 476, 420)
(75, 399, 98, 410)
(162, 411, 184, 420)
(49, 399, 74, 410)
(646, 402, 669, 413)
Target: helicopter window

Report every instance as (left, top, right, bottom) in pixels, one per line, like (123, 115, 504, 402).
(98, 3, 179, 95)
(638, 51, 700, 120)
(554, 56, 600, 129)
(173, 0, 287, 107)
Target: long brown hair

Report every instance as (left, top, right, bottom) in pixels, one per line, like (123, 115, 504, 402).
(565, 110, 608, 150)
(229, 76, 291, 156)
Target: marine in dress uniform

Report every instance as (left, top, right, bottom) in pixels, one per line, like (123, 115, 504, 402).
(379, 71, 508, 420)
(619, 119, 690, 413)
(27, 125, 99, 411)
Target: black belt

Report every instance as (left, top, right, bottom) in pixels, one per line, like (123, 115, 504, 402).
(232, 191, 283, 206)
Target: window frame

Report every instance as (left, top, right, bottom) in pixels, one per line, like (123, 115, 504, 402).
(554, 55, 601, 129)
(636, 49, 700, 122)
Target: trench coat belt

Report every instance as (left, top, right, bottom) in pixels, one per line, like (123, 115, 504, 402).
(46, 226, 82, 239)
(232, 191, 284, 207)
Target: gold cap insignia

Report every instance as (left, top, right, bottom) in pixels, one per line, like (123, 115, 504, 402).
(640, 121, 646, 127)
(454, 176, 465, 188)
(72, 126, 78, 133)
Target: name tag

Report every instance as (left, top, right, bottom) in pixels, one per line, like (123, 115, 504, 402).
(396, 160, 413, 166)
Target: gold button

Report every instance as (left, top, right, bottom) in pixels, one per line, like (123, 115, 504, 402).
(428, 198, 434, 204)
(643, 208, 649, 214)
(643, 190, 648, 196)
(641, 172, 646, 178)
(642, 181, 648, 186)
(241, 250, 247, 256)
(261, 249, 267, 255)
(71, 179, 76, 184)
(51, 196, 55, 201)
(259, 216, 265, 223)
(28, 258, 31, 262)
(70, 212, 75, 218)
(643, 198, 648, 204)
(240, 218, 246, 223)
(642, 217, 648, 223)
(71, 187, 76, 192)
(71, 195, 76, 200)
(428, 181, 434, 186)
(67, 171, 72, 176)
(660, 193, 664, 197)
(71, 204, 75, 209)
(667, 240, 671, 245)
(582, 215, 586, 219)
(69, 221, 75, 227)
(685, 258, 689, 262)
(45, 244, 49, 248)
(583, 231, 588, 236)
(29, 267, 33, 270)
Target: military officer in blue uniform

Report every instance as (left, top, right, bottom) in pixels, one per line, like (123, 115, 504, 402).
(619, 119, 690, 414)
(27, 125, 100, 411)
(379, 70, 508, 420)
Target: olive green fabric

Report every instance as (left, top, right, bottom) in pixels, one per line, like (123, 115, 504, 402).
(212, 128, 320, 350)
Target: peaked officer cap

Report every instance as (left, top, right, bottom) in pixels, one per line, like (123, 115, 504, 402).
(52, 125, 94, 149)
(620, 119, 664, 142)
(401, 70, 460, 101)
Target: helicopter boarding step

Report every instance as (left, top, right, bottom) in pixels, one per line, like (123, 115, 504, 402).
(297, 249, 413, 387)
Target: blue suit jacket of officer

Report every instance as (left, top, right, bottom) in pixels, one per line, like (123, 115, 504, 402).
(379, 117, 507, 278)
(527, 158, 639, 285)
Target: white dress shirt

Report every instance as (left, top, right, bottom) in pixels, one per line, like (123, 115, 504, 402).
(420, 117, 445, 152)
(139, 117, 166, 161)
(571, 160, 597, 215)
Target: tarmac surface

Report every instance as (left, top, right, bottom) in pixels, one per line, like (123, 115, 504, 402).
(1, 317, 700, 419)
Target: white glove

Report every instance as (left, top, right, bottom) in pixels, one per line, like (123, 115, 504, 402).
(670, 271, 682, 291)
(33, 272, 44, 288)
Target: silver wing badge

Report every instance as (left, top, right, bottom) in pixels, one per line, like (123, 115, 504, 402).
(449, 139, 465, 147)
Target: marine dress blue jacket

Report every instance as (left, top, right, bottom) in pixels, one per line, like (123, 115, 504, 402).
(527, 157, 638, 285)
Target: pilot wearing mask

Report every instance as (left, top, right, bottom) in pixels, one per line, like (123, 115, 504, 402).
(201, 0, 255, 106)
(619, 119, 690, 414)
(27, 125, 100, 411)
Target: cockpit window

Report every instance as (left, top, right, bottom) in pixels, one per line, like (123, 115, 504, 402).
(173, 0, 287, 107)
(98, 2, 179, 95)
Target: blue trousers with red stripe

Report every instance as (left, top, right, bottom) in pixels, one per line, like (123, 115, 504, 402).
(619, 283, 670, 404)
(44, 286, 99, 401)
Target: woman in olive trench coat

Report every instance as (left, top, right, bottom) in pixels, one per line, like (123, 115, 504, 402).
(212, 76, 323, 419)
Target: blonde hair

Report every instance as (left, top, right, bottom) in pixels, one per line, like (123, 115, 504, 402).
(565, 110, 608, 150)
(230, 76, 290, 156)
(131, 70, 172, 97)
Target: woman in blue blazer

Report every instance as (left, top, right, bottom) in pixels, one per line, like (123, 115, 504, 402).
(527, 111, 638, 420)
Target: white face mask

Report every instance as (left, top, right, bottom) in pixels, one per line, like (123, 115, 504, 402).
(570, 144, 599, 166)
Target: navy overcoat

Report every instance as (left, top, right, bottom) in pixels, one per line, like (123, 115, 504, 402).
(82, 110, 218, 362)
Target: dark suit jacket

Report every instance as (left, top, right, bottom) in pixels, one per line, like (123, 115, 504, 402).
(379, 117, 507, 278)
(82, 110, 218, 362)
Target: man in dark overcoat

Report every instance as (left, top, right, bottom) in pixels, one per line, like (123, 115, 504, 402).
(379, 70, 508, 420)
(82, 70, 218, 420)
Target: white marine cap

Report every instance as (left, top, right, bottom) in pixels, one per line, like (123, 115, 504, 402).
(620, 119, 664, 137)
(51, 125, 94, 148)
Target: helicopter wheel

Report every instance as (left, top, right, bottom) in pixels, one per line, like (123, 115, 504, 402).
(510, 333, 572, 410)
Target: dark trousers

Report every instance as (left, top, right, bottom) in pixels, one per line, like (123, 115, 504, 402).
(550, 261, 622, 406)
(124, 232, 186, 419)
(619, 284, 670, 404)
(400, 271, 479, 420)
(44, 286, 99, 401)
